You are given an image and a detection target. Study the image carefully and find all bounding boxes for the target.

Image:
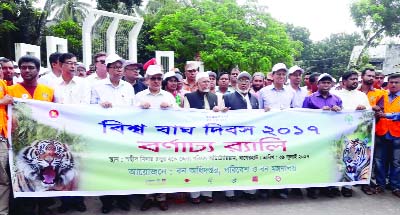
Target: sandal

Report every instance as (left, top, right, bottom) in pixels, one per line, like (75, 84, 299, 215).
(361, 185, 374, 195)
(190, 197, 201, 204)
(375, 186, 385, 194)
(203, 196, 214, 203)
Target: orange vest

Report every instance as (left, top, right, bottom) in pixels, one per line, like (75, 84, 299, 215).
(376, 93, 400, 137)
(0, 80, 8, 137)
(366, 89, 385, 106)
(7, 83, 54, 102)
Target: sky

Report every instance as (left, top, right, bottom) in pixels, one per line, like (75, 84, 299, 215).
(238, 0, 359, 41)
(36, 0, 360, 41)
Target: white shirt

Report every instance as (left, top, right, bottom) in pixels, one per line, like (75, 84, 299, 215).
(331, 89, 371, 110)
(86, 73, 109, 87)
(90, 79, 135, 106)
(134, 89, 178, 108)
(38, 71, 62, 89)
(291, 86, 308, 108)
(258, 85, 295, 109)
(53, 76, 91, 104)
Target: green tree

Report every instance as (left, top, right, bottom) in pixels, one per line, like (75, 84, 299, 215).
(0, 0, 47, 59)
(49, 0, 91, 23)
(301, 33, 364, 78)
(97, 0, 142, 15)
(46, 20, 83, 61)
(148, 0, 299, 72)
(350, 0, 400, 66)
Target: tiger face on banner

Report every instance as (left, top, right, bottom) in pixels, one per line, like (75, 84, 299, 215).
(342, 138, 371, 182)
(14, 139, 78, 192)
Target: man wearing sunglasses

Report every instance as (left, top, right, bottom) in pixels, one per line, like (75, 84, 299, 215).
(134, 65, 177, 110)
(87, 52, 108, 86)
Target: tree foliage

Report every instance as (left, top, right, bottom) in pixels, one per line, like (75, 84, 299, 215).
(350, 0, 400, 66)
(97, 0, 143, 15)
(300, 33, 364, 78)
(0, 0, 47, 59)
(147, 0, 300, 73)
(49, 0, 91, 23)
(46, 20, 83, 61)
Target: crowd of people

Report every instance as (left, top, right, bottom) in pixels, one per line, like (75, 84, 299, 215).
(0, 51, 398, 215)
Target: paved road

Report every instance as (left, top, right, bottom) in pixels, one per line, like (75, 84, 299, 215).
(53, 187, 399, 215)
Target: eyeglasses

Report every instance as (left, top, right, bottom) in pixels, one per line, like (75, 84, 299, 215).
(150, 77, 162, 81)
(63, 62, 78, 66)
(20, 66, 36, 70)
(238, 79, 250, 84)
(109, 66, 123, 70)
(96, 60, 106, 64)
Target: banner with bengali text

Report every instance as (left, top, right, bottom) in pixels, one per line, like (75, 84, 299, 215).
(9, 99, 375, 197)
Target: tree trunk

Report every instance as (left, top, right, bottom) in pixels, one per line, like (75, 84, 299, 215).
(354, 27, 385, 67)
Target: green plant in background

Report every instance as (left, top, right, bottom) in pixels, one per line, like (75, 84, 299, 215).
(11, 103, 85, 153)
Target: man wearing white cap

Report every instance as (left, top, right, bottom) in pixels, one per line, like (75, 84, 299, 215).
(96, 55, 134, 214)
(258, 63, 294, 199)
(134, 65, 177, 109)
(183, 72, 226, 203)
(258, 63, 295, 111)
(288, 65, 308, 108)
(183, 72, 223, 111)
(135, 65, 175, 211)
(90, 54, 135, 109)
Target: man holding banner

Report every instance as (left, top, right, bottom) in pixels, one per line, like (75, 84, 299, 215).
(374, 73, 400, 198)
(302, 73, 342, 199)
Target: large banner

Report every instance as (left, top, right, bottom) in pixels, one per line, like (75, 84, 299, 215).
(9, 100, 375, 197)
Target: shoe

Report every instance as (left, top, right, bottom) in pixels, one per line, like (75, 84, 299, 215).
(158, 201, 169, 211)
(203, 196, 214, 203)
(375, 186, 385, 194)
(331, 187, 341, 196)
(101, 206, 113, 214)
(75, 202, 87, 212)
(392, 189, 400, 198)
(225, 196, 237, 201)
(361, 185, 374, 195)
(277, 190, 288, 199)
(38, 207, 53, 215)
(57, 204, 69, 214)
(117, 201, 130, 211)
(341, 187, 353, 197)
(243, 193, 257, 200)
(140, 199, 153, 211)
(190, 197, 201, 204)
(291, 188, 303, 197)
(323, 188, 335, 198)
(306, 188, 318, 199)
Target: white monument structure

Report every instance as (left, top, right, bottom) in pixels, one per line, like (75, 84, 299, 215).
(82, 9, 143, 66)
(15, 43, 41, 62)
(46, 36, 68, 66)
(156, 51, 174, 72)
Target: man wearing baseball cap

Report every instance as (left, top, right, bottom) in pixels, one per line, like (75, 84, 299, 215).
(288, 65, 308, 108)
(258, 63, 295, 112)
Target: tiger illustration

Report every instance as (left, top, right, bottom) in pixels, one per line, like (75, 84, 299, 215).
(342, 138, 370, 182)
(15, 139, 78, 192)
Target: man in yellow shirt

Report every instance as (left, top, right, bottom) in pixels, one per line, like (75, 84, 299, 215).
(0, 63, 14, 215)
(8, 55, 53, 215)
